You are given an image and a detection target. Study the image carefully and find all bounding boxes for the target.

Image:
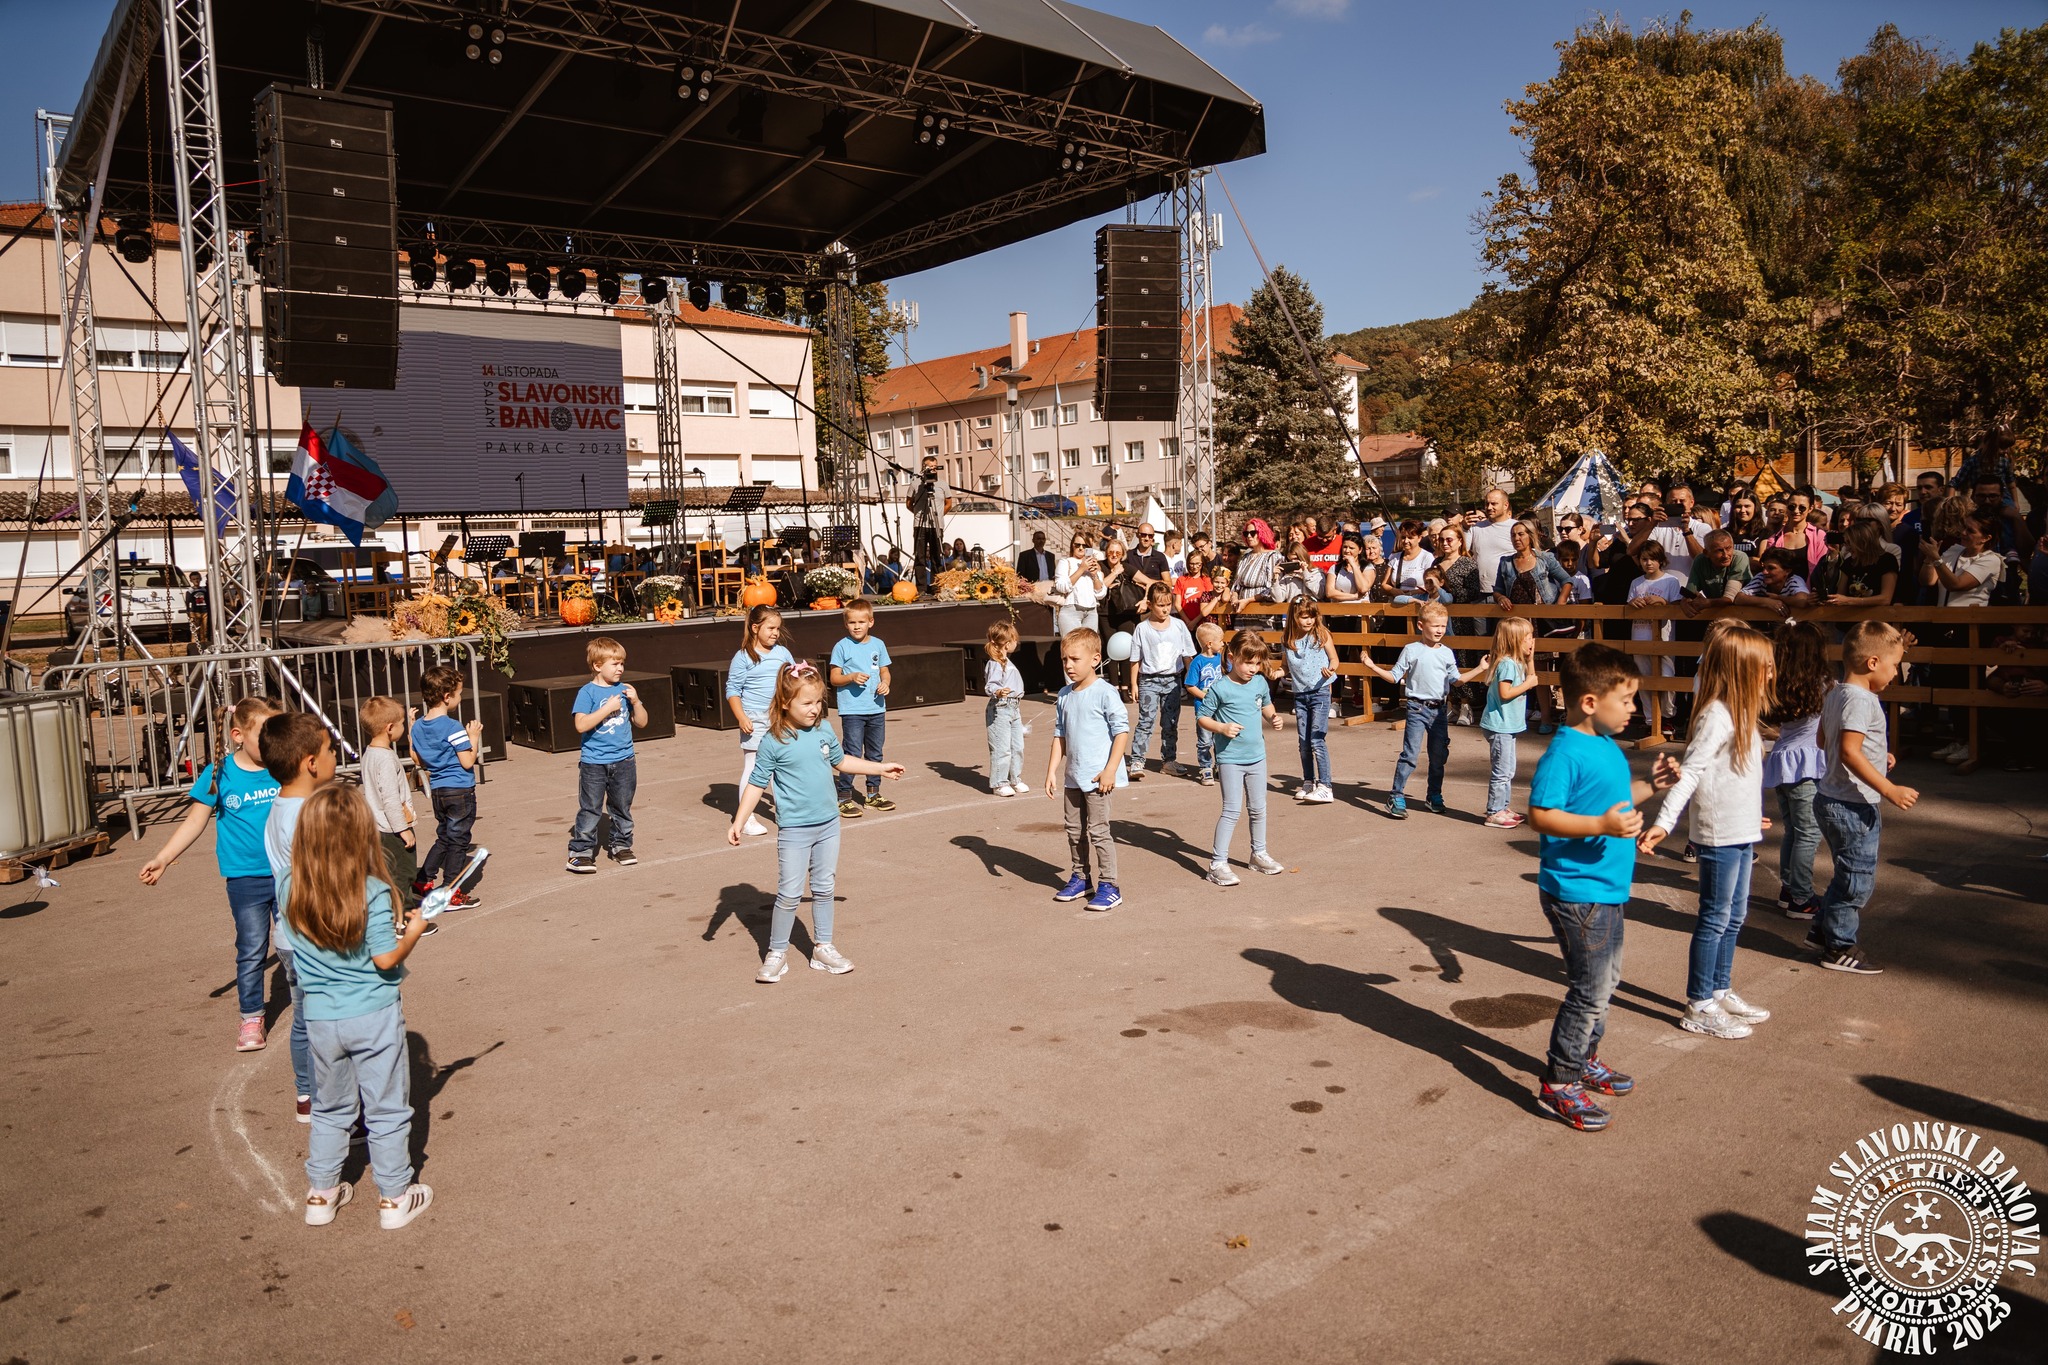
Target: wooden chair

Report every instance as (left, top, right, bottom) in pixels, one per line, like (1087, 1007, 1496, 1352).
(697, 541, 744, 607)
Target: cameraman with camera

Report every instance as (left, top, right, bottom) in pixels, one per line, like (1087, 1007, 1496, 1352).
(906, 454, 949, 588)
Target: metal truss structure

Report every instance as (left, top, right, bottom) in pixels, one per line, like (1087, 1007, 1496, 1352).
(1174, 169, 1217, 541)
(648, 293, 689, 573)
(399, 211, 820, 286)
(817, 274, 864, 541)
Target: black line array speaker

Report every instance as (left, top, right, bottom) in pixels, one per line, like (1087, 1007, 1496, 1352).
(1095, 225, 1180, 422)
(506, 672, 677, 753)
(255, 85, 399, 389)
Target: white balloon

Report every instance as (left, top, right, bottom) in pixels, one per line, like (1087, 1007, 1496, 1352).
(1105, 631, 1135, 662)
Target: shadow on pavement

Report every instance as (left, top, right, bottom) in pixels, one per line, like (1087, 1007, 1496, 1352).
(705, 881, 814, 957)
(1890, 856, 2046, 906)
(950, 835, 1062, 887)
(1241, 947, 1544, 1117)
(405, 1034, 504, 1177)
(1115, 819, 1208, 878)
(1378, 905, 1684, 1021)
(1857, 1075, 2048, 1149)
(925, 759, 992, 793)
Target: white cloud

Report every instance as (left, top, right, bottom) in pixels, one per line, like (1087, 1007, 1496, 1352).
(1406, 186, 1443, 203)
(1276, 0, 1351, 17)
(1203, 22, 1281, 48)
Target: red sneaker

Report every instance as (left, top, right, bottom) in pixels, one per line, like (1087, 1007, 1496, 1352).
(447, 889, 482, 911)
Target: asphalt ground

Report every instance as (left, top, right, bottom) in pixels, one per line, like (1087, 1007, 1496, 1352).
(3, 697, 2044, 1364)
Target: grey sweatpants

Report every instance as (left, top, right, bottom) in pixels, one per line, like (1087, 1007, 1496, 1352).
(1062, 784, 1119, 885)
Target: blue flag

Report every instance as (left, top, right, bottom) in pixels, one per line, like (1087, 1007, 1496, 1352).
(170, 431, 236, 537)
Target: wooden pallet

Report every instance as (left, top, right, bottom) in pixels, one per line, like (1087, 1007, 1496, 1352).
(2, 830, 112, 884)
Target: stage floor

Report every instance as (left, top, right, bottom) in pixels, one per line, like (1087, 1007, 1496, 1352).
(3, 702, 2043, 1363)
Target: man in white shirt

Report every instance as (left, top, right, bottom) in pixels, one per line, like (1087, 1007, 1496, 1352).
(1629, 480, 1711, 581)
(1463, 486, 1518, 583)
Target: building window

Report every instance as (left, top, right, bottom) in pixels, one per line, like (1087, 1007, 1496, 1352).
(1030, 450, 1050, 472)
(1124, 440, 1145, 463)
(872, 432, 890, 453)
(924, 423, 939, 436)
(975, 415, 993, 428)
(623, 381, 658, 414)
(749, 386, 797, 420)
(1091, 444, 1110, 466)
(0, 444, 11, 475)
(1058, 403, 1078, 426)
(1029, 407, 1050, 429)
(980, 474, 999, 492)
(107, 446, 179, 478)
(1160, 436, 1180, 462)
(925, 445, 940, 458)
(976, 437, 993, 450)
(677, 383, 736, 415)
(1063, 447, 1082, 468)
(897, 427, 913, 446)
(1159, 487, 1182, 510)
(1006, 454, 1020, 475)
(1003, 412, 1020, 432)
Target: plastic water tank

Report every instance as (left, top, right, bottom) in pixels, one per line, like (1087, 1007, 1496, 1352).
(0, 690, 95, 859)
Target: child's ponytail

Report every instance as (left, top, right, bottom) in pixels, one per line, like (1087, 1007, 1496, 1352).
(1489, 616, 1534, 683)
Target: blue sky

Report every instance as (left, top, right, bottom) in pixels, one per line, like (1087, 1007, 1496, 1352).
(3, 0, 2036, 360)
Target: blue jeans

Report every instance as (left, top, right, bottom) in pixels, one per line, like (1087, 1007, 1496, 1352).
(1815, 794, 1881, 951)
(986, 698, 1024, 788)
(1212, 760, 1269, 863)
(1392, 698, 1450, 801)
(835, 712, 886, 798)
(1294, 687, 1331, 786)
(1538, 894, 1625, 1085)
(1775, 780, 1820, 906)
(224, 874, 275, 1017)
(1689, 842, 1756, 1001)
(1129, 673, 1183, 770)
(304, 1001, 413, 1200)
(1485, 731, 1518, 815)
(421, 787, 478, 885)
(1193, 715, 1215, 775)
(568, 757, 637, 854)
(275, 944, 315, 1099)
(772, 820, 841, 950)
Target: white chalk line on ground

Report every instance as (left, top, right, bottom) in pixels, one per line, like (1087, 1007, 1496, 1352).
(209, 1056, 295, 1216)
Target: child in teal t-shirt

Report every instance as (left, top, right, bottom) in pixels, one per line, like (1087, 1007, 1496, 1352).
(1195, 632, 1285, 886)
(1480, 617, 1540, 828)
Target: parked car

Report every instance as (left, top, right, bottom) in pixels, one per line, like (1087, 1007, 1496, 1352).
(1024, 494, 1078, 518)
(63, 562, 192, 643)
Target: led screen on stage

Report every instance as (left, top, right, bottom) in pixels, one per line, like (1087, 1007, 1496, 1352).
(297, 306, 628, 515)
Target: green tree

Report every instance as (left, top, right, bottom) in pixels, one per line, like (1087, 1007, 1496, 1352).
(1215, 267, 1357, 520)
(1328, 312, 1466, 434)
(803, 281, 906, 472)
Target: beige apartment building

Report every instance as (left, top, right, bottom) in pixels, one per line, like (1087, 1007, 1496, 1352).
(0, 204, 815, 614)
(862, 305, 1365, 517)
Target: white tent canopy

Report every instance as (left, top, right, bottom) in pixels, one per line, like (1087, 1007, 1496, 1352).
(1532, 450, 1631, 524)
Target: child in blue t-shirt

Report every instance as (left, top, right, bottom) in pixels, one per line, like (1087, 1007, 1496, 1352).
(1526, 643, 1680, 1132)
(727, 605, 796, 837)
(139, 696, 283, 1054)
(1197, 630, 1287, 886)
(1045, 627, 1131, 912)
(566, 635, 649, 875)
(729, 662, 903, 983)
(1480, 616, 1539, 828)
(410, 664, 484, 908)
(1182, 620, 1226, 785)
(828, 600, 895, 816)
(1360, 601, 1490, 818)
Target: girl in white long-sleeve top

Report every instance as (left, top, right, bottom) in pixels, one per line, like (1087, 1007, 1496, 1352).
(1640, 623, 1775, 1040)
(984, 620, 1029, 796)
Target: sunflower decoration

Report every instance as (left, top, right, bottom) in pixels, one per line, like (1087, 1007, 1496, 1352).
(971, 579, 997, 601)
(449, 606, 482, 635)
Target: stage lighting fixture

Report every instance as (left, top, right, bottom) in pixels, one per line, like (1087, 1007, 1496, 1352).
(114, 217, 153, 263)
(723, 282, 749, 312)
(525, 263, 552, 300)
(916, 109, 950, 148)
(558, 266, 587, 299)
(464, 16, 505, 63)
(408, 249, 437, 290)
(764, 283, 787, 315)
(676, 62, 714, 102)
(810, 109, 852, 162)
(687, 279, 712, 311)
(595, 266, 622, 305)
(485, 257, 512, 296)
(1059, 140, 1081, 173)
(446, 257, 478, 290)
(803, 284, 829, 314)
(640, 275, 669, 306)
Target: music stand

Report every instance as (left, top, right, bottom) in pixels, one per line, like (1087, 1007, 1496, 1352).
(720, 485, 769, 548)
(820, 524, 858, 564)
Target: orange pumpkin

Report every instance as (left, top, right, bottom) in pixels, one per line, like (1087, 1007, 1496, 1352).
(890, 580, 918, 604)
(811, 596, 841, 612)
(652, 598, 685, 623)
(740, 576, 778, 609)
(559, 595, 596, 627)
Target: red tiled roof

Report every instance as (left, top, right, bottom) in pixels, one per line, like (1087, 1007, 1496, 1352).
(866, 304, 1246, 417)
(1355, 433, 1429, 464)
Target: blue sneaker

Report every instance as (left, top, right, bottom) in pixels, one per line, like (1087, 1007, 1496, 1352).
(1580, 1055, 1634, 1096)
(1385, 796, 1408, 820)
(1085, 882, 1122, 912)
(1539, 1081, 1610, 1131)
(1423, 796, 1446, 816)
(1053, 874, 1091, 902)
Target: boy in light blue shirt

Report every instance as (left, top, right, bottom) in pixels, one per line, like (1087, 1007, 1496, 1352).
(1361, 600, 1489, 818)
(828, 600, 895, 816)
(1182, 619, 1226, 785)
(566, 636, 649, 875)
(1045, 627, 1130, 912)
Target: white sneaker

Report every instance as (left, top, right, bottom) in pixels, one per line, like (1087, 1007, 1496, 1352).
(1680, 1000, 1753, 1039)
(810, 943, 855, 974)
(1293, 783, 1312, 802)
(756, 949, 789, 983)
(1305, 785, 1334, 804)
(377, 1183, 433, 1230)
(1717, 990, 1771, 1023)
(1932, 741, 1967, 763)
(742, 816, 769, 836)
(1206, 863, 1240, 887)
(1012, 781, 1030, 794)
(304, 1182, 352, 1226)
(1250, 851, 1286, 875)
(994, 784, 1016, 798)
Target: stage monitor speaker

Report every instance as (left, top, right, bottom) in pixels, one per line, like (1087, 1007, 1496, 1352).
(809, 644, 964, 711)
(1095, 225, 1181, 421)
(255, 85, 398, 390)
(507, 672, 676, 753)
(671, 662, 742, 730)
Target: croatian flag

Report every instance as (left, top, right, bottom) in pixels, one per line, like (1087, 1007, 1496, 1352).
(285, 420, 399, 546)
(170, 430, 237, 536)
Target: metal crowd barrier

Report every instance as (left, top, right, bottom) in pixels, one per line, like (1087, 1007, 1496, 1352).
(41, 637, 489, 838)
